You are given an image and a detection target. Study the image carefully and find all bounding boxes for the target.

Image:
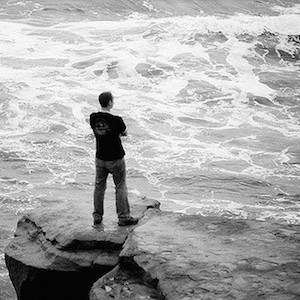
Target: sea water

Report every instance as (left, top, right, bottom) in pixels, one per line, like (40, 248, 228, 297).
(0, 0, 300, 298)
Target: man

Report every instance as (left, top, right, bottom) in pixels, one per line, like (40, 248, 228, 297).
(90, 92, 138, 226)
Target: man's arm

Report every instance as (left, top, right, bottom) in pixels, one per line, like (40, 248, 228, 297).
(89, 113, 96, 129)
(120, 130, 127, 136)
(119, 117, 127, 136)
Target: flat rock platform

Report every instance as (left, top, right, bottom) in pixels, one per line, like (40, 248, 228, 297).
(4, 196, 300, 300)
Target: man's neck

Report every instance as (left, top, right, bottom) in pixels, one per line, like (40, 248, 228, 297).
(101, 108, 111, 113)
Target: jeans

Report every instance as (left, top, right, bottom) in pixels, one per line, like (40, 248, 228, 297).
(93, 157, 130, 221)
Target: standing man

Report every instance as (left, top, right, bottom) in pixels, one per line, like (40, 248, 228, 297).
(90, 92, 138, 226)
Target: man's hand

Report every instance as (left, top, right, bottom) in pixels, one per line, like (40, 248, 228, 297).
(120, 130, 127, 137)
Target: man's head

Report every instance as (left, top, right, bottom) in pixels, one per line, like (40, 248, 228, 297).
(99, 92, 113, 108)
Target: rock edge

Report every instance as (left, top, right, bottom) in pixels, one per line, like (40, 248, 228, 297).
(5, 197, 300, 300)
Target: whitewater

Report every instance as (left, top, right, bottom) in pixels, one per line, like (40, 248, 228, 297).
(0, 0, 300, 298)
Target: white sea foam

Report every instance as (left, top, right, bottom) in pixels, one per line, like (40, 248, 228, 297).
(272, 3, 300, 14)
(0, 10, 299, 223)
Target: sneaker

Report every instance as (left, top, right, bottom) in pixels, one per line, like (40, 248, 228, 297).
(118, 216, 139, 226)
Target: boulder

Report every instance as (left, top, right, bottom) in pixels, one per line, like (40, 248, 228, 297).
(5, 196, 300, 300)
(118, 210, 300, 299)
(5, 196, 160, 300)
(89, 266, 160, 300)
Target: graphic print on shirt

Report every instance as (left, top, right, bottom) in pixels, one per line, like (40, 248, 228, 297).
(94, 118, 111, 136)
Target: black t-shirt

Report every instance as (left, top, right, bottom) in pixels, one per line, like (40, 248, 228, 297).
(90, 112, 126, 161)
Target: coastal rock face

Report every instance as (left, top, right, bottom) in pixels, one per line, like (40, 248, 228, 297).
(118, 211, 300, 300)
(89, 209, 300, 299)
(5, 197, 160, 300)
(89, 266, 160, 300)
(5, 197, 300, 300)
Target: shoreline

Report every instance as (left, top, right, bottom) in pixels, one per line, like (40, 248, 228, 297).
(5, 195, 300, 299)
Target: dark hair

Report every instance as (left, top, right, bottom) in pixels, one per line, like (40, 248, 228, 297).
(98, 92, 113, 107)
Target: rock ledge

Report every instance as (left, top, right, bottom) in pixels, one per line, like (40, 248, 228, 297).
(5, 197, 300, 300)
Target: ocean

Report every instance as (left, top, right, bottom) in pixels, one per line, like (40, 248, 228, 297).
(0, 0, 300, 298)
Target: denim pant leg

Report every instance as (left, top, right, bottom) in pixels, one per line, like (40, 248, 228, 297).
(93, 158, 108, 222)
(110, 158, 130, 220)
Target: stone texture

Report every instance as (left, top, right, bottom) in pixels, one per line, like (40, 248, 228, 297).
(5, 196, 300, 300)
(90, 266, 160, 300)
(119, 210, 300, 300)
(5, 196, 160, 300)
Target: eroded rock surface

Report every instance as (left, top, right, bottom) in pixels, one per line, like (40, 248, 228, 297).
(118, 210, 300, 299)
(5, 197, 300, 300)
(5, 197, 160, 300)
(90, 266, 160, 300)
